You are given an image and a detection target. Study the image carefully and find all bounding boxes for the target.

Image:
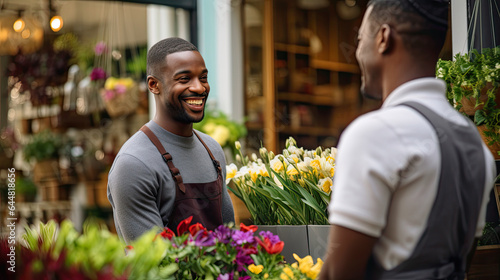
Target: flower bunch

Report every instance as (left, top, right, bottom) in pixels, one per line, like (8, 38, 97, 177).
(152, 216, 285, 279)
(227, 137, 336, 225)
(102, 77, 136, 101)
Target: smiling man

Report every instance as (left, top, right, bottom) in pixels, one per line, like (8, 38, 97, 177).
(107, 38, 234, 243)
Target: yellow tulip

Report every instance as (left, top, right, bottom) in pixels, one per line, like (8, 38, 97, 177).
(264, 273, 269, 279)
(104, 77, 117, 90)
(286, 164, 299, 177)
(248, 264, 264, 274)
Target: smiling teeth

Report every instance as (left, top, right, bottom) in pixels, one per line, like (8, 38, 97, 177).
(186, 99, 203, 105)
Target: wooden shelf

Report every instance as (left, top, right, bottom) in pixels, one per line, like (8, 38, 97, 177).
(279, 126, 334, 136)
(277, 92, 337, 106)
(274, 43, 310, 55)
(246, 122, 264, 131)
(311, 59, 360, 74)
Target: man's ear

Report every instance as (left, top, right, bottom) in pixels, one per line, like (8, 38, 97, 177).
(377, 24, 392, 54)
(147, 75, 160, 95)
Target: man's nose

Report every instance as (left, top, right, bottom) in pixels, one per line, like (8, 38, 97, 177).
(189, 78, 206, 94)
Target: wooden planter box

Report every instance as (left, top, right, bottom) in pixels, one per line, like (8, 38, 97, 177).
(467, 245, 500, 280)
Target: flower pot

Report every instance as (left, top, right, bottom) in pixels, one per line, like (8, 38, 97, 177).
(307, 225, 330, 260)
(477, 125, 500, 160)
(258, 225, 309, 262)
(33, 159, 60, 182)
(460, 83, 500, 116)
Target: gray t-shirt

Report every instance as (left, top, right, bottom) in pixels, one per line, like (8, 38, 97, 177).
(107, 120, 235, 243)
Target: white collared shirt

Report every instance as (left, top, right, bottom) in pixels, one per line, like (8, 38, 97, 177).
(328, 78, 495, 270)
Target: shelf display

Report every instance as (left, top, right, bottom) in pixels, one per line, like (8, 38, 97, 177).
(243, 0, 381, 153)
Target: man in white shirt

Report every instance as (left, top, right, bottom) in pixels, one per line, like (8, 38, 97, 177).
(319, 0, 496, 279)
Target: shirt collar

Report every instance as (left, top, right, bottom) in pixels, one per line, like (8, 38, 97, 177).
(382, 78, 447, 109)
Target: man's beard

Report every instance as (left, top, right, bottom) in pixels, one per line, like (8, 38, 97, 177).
(167, 102, 205, 124)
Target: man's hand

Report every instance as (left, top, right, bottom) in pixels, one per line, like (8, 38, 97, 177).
(319, 225, 378, 280)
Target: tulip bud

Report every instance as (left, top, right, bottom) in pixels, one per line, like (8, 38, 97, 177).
(316, 147, 323, 156)
(236, 154, 242, 163)
(251, 153, 258, 162)
(269, 151, 275, 160)
(235, 141, 241, 150)
(283, 150, 290, 158)
(259, 147, 269, 163)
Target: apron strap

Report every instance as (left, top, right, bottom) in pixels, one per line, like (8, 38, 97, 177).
(140, 125, 186, 194)
(193, 130, 222, 174)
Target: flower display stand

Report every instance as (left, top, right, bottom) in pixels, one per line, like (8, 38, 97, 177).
(258, 225, 330, 262)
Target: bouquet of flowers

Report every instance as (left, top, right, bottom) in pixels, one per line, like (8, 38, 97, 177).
(9, 218, 324, 279)
(100, 76, 139, 117)
(226, 137, 336, 225)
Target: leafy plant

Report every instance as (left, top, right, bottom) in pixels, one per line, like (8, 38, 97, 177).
(227, 137, 335, 225)
(436, 47, 500, 146)
(16, 177, 37, 198)
(23, 130, 62, 162)
(193, 108, 247, 159)
(7, 218, 324, 279)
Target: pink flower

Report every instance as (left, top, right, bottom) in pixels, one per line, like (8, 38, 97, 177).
(114, 84, 127, 94)
(103, 90, 115, 101)
(94, 41, 107, 55)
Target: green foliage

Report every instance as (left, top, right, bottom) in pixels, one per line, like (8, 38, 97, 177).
(436, 47, 500, 145)
(126, 46, 148, 78)
(16, 176, 37, 196)
(23, 130, 62, 162)
(194, 108, 248, 159)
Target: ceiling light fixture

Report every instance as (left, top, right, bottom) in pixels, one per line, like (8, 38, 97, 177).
(13, 11, 25, 32)
(48, 0, 63, 32)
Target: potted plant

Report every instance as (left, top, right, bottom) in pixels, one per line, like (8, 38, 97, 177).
(436, 47, 500, 158)
(23, 130, 62, 182)
(226, 137, 335, 261)
(16, 177, 38, 202)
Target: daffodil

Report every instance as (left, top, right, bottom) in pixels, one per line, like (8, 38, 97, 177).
(270, 157, 284, 172)
(318, 177, 333, 193)
(226, 163, 238, 184)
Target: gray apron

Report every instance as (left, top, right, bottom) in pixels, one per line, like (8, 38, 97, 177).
(366, 101, 486, 280)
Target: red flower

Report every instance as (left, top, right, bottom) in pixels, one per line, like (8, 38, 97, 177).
(155, 228, 176, 240)
(125, 245, 134, 250)
(189, 223, 207, 237)
(177, 216, 193, 235)
(239, 223, 258, 233)
(257, 237, 284, 254)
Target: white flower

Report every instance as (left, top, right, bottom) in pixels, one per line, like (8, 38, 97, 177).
(318, 177, 333, 193)
(226, 163, 238, 184)
(270, 157, 284, 172)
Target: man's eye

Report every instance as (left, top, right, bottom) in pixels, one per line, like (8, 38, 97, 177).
(179, 76, 190, 82)
(200, 76, 208, 81)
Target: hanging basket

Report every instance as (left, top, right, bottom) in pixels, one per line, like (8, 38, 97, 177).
(460, 83, 500, 116)
(100, 82, 139, 118)
(477, 125, 500, 160)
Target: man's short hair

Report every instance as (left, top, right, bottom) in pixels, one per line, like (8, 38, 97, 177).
(367, 0, 448, 57)
(146, 37, 198, 80)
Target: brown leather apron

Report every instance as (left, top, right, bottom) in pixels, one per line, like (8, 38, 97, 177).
(140, 125, 224, 232)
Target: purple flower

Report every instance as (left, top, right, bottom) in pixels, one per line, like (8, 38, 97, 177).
(94, 41, 107, 55)
(213, 225, 233, 244)
(194, 232, 216, 247)
(90, 67, 107, 81)
(231, 230, 254, 246)
(217, 272, 233, 280)
(239, 277, 251, 280)
(259, 231, 281, 245)
(235, 248, 254, 272)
